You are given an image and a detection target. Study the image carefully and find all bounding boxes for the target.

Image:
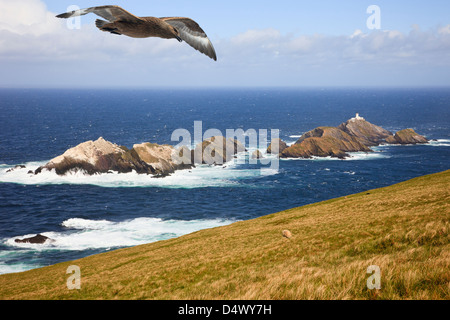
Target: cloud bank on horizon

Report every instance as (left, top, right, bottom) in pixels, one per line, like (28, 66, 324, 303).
(1, 0, 450, 88)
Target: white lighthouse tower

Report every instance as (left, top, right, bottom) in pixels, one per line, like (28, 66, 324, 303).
(351, 113, 365, 122)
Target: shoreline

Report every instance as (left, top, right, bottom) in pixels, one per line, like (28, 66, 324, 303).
(0, 169, 448, 300)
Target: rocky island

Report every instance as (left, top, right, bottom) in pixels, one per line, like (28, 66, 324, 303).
(385, 128, 429, 145)
(30, 136, 246, 177)
(10, 114, 429, 176)
(271, 114, 428, 159)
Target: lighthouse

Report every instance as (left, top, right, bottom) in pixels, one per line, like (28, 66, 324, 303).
(350, 113, 365, 122)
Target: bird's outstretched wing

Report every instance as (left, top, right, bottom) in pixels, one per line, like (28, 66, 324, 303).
(160, 17, 217, 61)
(56, 5, 143, 23)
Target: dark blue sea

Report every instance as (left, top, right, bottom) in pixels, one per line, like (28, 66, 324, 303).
(0, 88, 449, 274)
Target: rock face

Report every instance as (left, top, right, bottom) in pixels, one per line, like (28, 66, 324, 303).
(278, 114, 428, 160)
(36, 137, 155, 175)
(338, 115, 393, 146)
(251, 150, 264, 159)
(33, 136, 246, 176)
(281, 127, 371, 159)
(385, 129, 428, 145)
(132, 142, 192, 176)
(15, 234, 53, 244)
(35, 137, 193, 177)
(267, 138, 288, 155)
(193, 136, 246, 165)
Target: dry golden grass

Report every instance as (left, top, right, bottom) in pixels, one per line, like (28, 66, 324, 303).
(0, 170, 449, 300)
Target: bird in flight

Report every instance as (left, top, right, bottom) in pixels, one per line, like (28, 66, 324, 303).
(56, 5, 217, 61)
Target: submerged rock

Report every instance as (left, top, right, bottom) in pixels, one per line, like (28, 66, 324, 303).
(15, 234, 53, 244)
(6, 165, 26, 173)
(385, 129, 428, 145)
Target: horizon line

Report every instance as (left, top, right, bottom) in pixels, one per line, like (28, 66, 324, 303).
(1, 85, 450, 90)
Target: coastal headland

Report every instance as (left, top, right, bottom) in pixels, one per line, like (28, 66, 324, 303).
(0, 169, 448, 300)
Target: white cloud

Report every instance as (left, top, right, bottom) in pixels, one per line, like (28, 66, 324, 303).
(0, 0, 60, 35)
(0, 0, 449, 87)
(350, 29, 365, 39)
(438, 25, 450, 35)
(230, 29, 281, 46)
(0, 0, 186, 62)
(227, 26, 450, 68)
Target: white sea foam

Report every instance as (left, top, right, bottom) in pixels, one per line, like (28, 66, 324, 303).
(345, 151, 390, 160)
(0, 262, 41, 275)
(0, 250, 41, 274)
(281, 151, 389, 161)
(427, 139, 450, 147)
(377, 139, 449, 148)
(0, 157, 278, 188)
(4, 217, 236, 252)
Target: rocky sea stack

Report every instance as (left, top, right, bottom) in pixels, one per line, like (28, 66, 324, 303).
(28, 116, 430, 173)
(337, 113, 393, 146)
(192, 136, 246, 165)
(274, 114, 428, 159)
(281, 126, 371, 159)
(35, 137, 193, 177)
(33, 136, 247, 177)
(385, 129, 429, 145)
(267, 138, 288, 155)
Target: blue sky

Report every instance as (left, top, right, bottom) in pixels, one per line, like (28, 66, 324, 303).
(44, 0, 450, 36)
(1, 0, 450, 87)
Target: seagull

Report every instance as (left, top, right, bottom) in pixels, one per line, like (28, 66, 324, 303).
(56, 5, 217, 61)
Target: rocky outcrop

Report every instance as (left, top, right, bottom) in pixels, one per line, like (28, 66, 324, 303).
(6, 165, 26, 173)
(35, 137, 193, 177)
(35, 137, 155, 175)
(251, 150, 264, 159)
(32, 136, 245, 176)
(267, 138, 288, 155)
(192, 136, 246, 165)
(132, 142, 193, 176)
(281, 127, 371, 159)
(338, 116, 392, 146)
(15, 234, 53, 244)
(385, 129, 428, 145)
(280, 114, 428, 160)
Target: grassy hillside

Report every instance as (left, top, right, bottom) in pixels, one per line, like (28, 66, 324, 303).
(1, 170, 449, 300)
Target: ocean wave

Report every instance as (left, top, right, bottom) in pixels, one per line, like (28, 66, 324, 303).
(376, 139, 450, 148)
(281, 151, 390, 161)
(427, 139, 450, 147)
(4, 217, 236, 252)
(345, 152, 391, 160)
(0, 262, 41, 275)
(0, 158, 278, 189)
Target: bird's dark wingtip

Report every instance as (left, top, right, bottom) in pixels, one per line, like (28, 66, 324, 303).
(56, 11, 75, 19)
